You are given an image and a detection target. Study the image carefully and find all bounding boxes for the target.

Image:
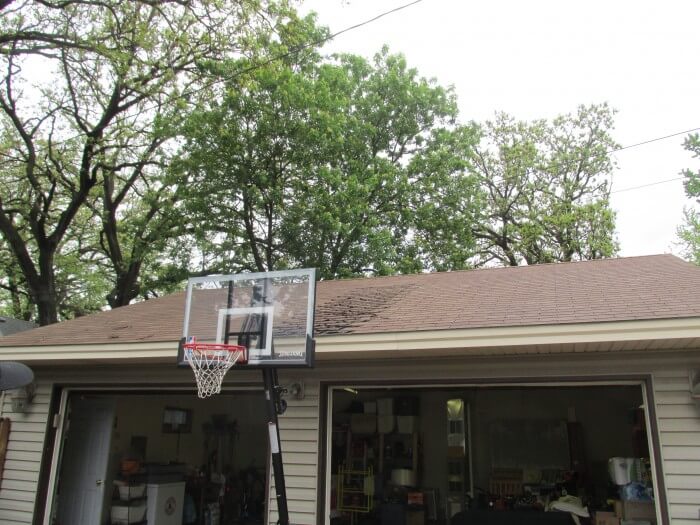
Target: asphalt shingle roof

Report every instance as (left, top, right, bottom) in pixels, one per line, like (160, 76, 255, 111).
(1, 254, 698, 347)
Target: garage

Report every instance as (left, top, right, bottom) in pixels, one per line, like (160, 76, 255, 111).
(48, 390, 268, 525)
(328, 383, 658, 525)
(0, 255, 698, 525)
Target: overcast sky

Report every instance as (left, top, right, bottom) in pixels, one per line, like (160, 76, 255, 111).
(300, 0, 700, 257)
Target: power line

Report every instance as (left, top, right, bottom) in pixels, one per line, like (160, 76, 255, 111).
(607, 128, 699, 195)
(230, 0, 427, 79)
(541, 127, 700, 176)
(608, 127, 700, 156)
(611, 176, 685, 194)
(26, 0, 428, 144)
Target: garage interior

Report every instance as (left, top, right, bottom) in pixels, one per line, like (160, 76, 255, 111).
(329, 385, 657, 525)
(51, 391, 268, 525)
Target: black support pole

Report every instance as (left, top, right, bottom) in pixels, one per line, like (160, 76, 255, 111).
(263, 367, 290, 525)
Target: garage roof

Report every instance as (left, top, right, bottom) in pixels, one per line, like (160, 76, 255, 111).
(0, 254, 699, 348)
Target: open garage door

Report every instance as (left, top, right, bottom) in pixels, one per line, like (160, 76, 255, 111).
(328, 384, 659, 525)
(49, 390, 268, 525)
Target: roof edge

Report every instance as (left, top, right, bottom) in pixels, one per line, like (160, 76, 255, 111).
(2, 317, 698, 364)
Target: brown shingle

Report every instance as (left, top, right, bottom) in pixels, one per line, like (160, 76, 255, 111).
(1, 254, 699, 347)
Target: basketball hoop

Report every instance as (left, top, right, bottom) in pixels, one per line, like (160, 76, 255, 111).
(183, 338, 247, 398)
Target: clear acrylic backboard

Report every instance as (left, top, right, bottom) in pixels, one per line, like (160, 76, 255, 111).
(178, 268, 316, 368)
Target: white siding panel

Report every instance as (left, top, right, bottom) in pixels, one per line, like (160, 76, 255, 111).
(656, 391, 695, 405)
(656, 404, 699, 419)
(8, 421, 47, 433)
(654, 377, 692, 391)
(281, 451, 317, 466)
(5, 450, 43, 463)
(662, 447, 700, 461)
(268, 486, 317, 502)
(280, 462, 316, 479)
(7, 440, 43, 453)
(658, 418, 700, 432)
(653, 370, 700, 523)
(281, 440, 320, 454)
(275, 428, 319, 442)
(666, 475, 700, 490)
(0, 508, 34, 523)
(270, 510, 315, 525)
(271, 475, 317, 489)
(0, 381, 52, 525)
(1, 469, 39, 483)
(0, 480, 37, 493)
(664, 460, 700, 475)
(278, 417, 319, 431)
(268, 378, 320, 525)
(3, 459, 40, 473)
(7, 430, 46, 443)
(669, 490, 700, 504)
(0, 489, 35, 503)
(0, 497, 35, 513)
(670, 504, 700, 520)
(659, 432, 700, 446)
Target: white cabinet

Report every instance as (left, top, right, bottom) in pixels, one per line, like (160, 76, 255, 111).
(146, 482, 185, 525)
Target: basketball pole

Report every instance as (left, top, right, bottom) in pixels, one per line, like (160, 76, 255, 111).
(263, 367, 290, 525)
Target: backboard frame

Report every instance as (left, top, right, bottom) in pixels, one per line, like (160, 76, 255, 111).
(177, 268, 316, 369)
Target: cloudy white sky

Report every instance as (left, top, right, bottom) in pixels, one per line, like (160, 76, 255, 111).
(300, 0, 700, 257)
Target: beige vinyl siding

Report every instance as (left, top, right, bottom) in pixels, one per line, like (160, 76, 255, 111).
(3, 365, 320, 525)
(269, 378, 321, 525)
(654, 370, 700, 524)
(0, 352, 698, 525)
(0, 382, 52, 525)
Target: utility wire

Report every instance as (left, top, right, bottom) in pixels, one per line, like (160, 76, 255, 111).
(608, 127, 700, 157)
(517, 126, 700, 194)
(539, 127, 700, 177)
(229, 0, 427, 79)
(31, 0, 428, 144)
(611, 176, 686, 194)
(487, 126, 699, 192)
(607, 128, 699, 195)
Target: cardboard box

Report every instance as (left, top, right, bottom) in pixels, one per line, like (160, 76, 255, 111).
(396, 397, 419, 415)
(377, 415, 395, 433)
(377, 398, 393, 415)
(397, 415, 417, 433)
(351, 414, 376, 434)
(447, 445, 465, 458)
(406, 508, 425, 525)
(595, 512, 620, 525)
(622, 501, 655, 523)
(614, 500, 623, 518)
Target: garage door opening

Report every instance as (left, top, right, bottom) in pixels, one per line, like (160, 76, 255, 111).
(328, 384, 658, 525)
(49, 391, 268, 525)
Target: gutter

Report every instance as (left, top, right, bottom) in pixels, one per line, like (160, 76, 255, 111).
(1, 317, 699, 364)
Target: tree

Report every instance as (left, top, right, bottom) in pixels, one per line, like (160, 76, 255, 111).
(0, 0, 283, 324)
(282, 50, 459, 277)
(678, 133, 700, 265)
(469, 104, 619, 266)
(177, 45, 459, 278)
(407, 125, 483, 271)
(174, 13, 328, 274)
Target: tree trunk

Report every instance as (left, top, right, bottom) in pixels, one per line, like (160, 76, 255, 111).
(32, 279, 58, 326)
(107, 261, 142, 308)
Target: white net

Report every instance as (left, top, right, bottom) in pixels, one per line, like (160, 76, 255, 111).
(184, 343, 245, 398)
